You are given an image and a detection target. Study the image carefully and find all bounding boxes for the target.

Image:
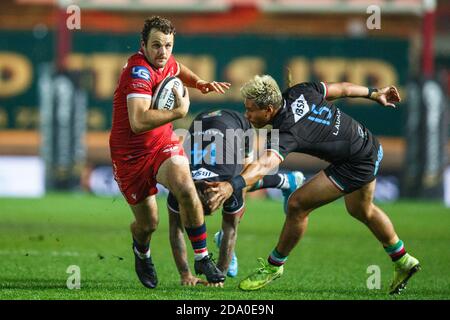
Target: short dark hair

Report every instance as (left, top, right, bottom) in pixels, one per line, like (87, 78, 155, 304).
(141, 16, 176, 44)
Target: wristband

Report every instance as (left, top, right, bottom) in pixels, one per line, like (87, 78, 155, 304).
(367, 88, 378, 98)
(230, 175, 246, 192)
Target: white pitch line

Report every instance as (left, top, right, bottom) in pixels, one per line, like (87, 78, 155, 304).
(0, 250, 95, 257)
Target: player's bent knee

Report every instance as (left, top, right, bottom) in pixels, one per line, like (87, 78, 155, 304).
(143, 223, 158, 234)
(347, 203, 374, 222)
(132, 220, 158, 235)
(286, 198, 310, 218)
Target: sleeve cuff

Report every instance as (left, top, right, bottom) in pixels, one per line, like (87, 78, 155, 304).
(320, 81, 328, 99)
(267, 149, 285, 162)
(126, 93, 152, 100)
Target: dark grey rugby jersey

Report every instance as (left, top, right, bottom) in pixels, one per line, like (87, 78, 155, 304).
(267, 82, 372, 164)
(184, 109, 253, 180)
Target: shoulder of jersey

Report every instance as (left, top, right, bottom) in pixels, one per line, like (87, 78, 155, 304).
(284, 83, 304, 93)
(226, 110, 249, 129)
(127, 54, 153, 82)
(220, 109, 244, 121)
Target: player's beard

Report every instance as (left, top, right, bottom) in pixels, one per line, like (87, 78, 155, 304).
(154, 57, 167, 68)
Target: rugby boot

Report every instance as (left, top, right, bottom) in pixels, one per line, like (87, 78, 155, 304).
(194, 253, 226, 283)
(389, 253, 421, 294)
(239, 258, 284, 291)
(133, 246, 158, 289)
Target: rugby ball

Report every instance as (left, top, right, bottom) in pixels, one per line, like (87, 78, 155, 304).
(151, 76, 184, 110)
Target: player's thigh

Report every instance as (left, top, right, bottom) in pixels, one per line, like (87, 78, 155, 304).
(344, 179, 376, 217)
(288, 170, 344, 213)
(130, 195, 159, 228)
(156, 155, 196, 195)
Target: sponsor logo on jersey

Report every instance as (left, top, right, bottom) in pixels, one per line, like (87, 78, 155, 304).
(191, 167, 219, 180)
(332, 109, 341, 136)
(192, 128, 225, 138)
(357, 125, 367, 139)
(202, 110, 222, 119)
(131, 66, 151, 81)
(162, 144, 180, 153)
(131, 82, 150, 90)
(290, 94, 310, 123)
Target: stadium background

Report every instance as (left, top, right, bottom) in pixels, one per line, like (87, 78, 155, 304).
(0, 0, 450, 300)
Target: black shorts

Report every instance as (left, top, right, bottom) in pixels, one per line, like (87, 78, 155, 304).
(324, 136, 383, 194)
(166, 177, 245, 215)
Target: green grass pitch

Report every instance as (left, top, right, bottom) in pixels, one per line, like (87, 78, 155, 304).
(1, 193, 449, 300)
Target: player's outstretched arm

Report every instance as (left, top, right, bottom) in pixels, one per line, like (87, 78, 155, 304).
(168, 208, 206, 286)
(178, 63, 231, 94)
(217, 214, 241, 272)
(206, 150, 282, 211)
(326, 82, 401, 108)
(127, 88, 190, 134)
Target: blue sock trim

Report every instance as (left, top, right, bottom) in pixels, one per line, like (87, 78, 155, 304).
(270, 249, 288, 262)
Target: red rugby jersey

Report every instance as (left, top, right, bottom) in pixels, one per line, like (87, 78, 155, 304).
(109, 50, 180, 161)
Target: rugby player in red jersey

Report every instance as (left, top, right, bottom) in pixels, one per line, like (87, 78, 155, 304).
(109, 16, 230, 288)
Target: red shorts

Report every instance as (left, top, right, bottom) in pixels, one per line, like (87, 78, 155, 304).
(112, 142, 186, 205)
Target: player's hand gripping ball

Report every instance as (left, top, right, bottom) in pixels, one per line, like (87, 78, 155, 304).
(151, 76, 184, 110)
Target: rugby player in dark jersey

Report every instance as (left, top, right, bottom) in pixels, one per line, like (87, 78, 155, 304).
(167, 109, 304, 285)
(207, 75, 420, 294)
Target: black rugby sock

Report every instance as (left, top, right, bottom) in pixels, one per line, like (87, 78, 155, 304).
(249, 174, 284, 191)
